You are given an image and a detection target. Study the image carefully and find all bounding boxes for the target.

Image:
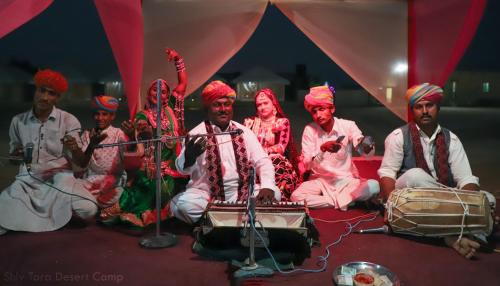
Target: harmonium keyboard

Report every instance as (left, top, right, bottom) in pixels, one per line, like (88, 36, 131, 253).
(195, 200, 315, 264)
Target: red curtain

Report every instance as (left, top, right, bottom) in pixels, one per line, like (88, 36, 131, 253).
(0, 0, 53, 39)
(408, 0, 487, 87)
(94, 0, 143, 118)
(407, 0, 486, 121)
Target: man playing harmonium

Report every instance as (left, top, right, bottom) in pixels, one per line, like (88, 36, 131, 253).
(169, 80, 280, 224)
(378, 83, 498, 259)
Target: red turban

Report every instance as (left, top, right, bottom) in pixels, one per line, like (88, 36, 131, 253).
(201, 80, 236, 106)
(34, 69, 68, 94)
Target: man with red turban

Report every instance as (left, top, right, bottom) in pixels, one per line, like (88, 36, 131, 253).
(378, 83, 498, 259)
(169, 80, 280, 224)
(291, 85, 379, 210)
(0, 69, 97, 235)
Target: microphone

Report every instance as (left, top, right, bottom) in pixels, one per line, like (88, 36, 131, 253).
(24, 142, 34, 172)
(233, 129, 243, 135)
(354, 225, 390, 234)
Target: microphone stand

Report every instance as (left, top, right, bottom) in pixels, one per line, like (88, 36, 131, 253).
(234, 168, 274, 279)
(139, 79, 177, 249)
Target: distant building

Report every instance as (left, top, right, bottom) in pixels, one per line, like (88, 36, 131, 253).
(444, 70, 500, 106)
(0, 65, 32, 104)
(232, 66, 289, 101)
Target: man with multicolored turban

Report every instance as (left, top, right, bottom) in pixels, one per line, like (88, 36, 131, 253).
(61, 95, 127, 208)
(0, 69, 97, 235)
(170, 80, 280, 224)
(378, 83, 498, 259)
(291, 85, 379, 210)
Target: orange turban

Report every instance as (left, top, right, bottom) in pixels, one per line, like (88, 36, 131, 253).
(201, 80, 236, 106)
(304, 85, 334, 112)
(34, 69, 68, 94)
(92, 95, 119, 112)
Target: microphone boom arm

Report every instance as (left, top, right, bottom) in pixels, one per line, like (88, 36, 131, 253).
(95, 130, 242, 149)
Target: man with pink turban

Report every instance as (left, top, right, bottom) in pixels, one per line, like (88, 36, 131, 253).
(291, 85, 379, 210)
(0, 69, 97, 235)
(61, 95, 127, 208)
(170, 80, 280, 224)
(378, 83, 498, 259)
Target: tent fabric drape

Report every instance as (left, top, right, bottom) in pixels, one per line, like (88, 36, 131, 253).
(274, 0, 408, 120)
(0, 0, 53, 39)
(1, 0, 486, 121)
(142, 0, 268, 107)
(408, 0, 487, 87)
(94, 0, 143, 117)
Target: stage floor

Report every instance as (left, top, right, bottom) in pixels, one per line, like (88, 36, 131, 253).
(1, 207, 499, 286)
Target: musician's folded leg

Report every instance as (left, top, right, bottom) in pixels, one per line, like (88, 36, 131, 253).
(291, 179, 335, 208)
(0, 225, 8, 235)
(170, 189, 210, 225)
(480, 190, 499, 230)
(354, 179, 380, 201)
(395, 168, 440, 189)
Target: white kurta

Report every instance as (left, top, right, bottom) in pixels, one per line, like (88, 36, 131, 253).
(291, 118, 379, 209)
(377, 124, 479, 188)
(62, 126, 127, 208)
(0, 107, 96, 232)
(170, 120, 280, 224)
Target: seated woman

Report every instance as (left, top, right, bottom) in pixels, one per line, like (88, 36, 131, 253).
(243, 88, 300, 201)
(100, 48, 187, 228)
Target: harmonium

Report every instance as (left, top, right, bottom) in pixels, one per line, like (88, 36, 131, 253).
(195, 200, 317, 264)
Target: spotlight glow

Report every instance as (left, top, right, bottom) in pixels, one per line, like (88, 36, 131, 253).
(393, 62, 408, 74)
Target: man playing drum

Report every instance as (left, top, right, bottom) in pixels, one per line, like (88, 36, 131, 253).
(378, 83, 498, 259)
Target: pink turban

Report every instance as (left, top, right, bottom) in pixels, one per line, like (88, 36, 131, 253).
(304, 86, 334, 112)
(406, 83, 443, 107)
(201, 80, 236, 106)
(92, 95, 119, 112)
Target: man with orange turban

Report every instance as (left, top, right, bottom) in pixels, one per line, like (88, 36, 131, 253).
(378, 83, 498, 259)
(291, 85, 379, 210)
(169, 80, 280, 224)
(0, 69, 97, 235)
(61, 95, 127, 208)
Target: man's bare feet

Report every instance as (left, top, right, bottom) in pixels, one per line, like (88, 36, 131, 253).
(444, 236, 480, 259)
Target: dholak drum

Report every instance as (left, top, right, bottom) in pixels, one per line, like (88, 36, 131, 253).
(385, 187, 493, 237)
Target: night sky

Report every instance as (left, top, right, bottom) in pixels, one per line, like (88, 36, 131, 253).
(0, 0, 499, 84)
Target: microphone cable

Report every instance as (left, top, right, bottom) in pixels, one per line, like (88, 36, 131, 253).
(246, 210, 379, 275)
(25, 167, 100, 208)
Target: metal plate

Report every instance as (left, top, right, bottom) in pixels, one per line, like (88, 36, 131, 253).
(333, 261, 400, 286)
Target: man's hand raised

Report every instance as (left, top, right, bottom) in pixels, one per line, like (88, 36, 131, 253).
(183, 135, 207, 169)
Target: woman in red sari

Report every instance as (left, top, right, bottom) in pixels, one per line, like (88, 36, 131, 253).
(243, 88, 300, 201)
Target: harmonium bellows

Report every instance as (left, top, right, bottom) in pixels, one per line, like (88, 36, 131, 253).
(196, 200, 315, 265)
(202, 200, 309, 235)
